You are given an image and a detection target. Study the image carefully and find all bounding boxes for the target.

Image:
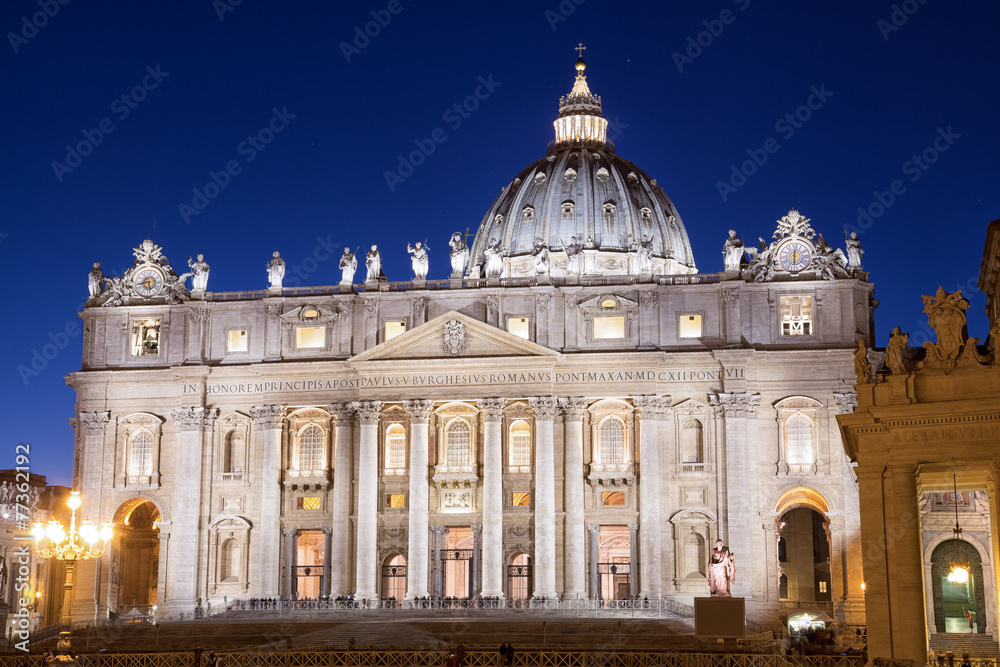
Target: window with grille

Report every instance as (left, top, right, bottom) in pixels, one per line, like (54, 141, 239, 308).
(128, 429, 153, 477)
(446, 419, 471, 467)
(508, 421, 531, 472)
(385, 424, 406, 474)
(599, 418, 626, 466)
(780, 296, 813, 336)
(785, 414, 813, 469)
(298, 424, 324, 470)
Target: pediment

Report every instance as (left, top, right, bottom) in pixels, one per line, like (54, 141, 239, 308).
(350, 310, 559, 362)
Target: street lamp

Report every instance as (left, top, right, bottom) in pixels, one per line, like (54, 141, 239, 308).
(947, 475, 970, 585)
(30, 491, 113, 626)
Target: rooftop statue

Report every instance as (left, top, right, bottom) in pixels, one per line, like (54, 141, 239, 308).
(366, 245, 382, 282)
(562, 236, 583, 275)
(854, 339, 872, 384)
(722, 230, 744, 272)
(885, 327, 909, 375)
(88, 261, 104, 299)
(484, 238, 504, 279)
(919, 288, 980, 371)
(188, 253, 210, 292)
(267, 251, 285, 289)
(407, 241, 429, 280)
(637, 234, 655, 273)
(845, 231, 864, 270)
(532, 237, 550, 275)
(449, 232, 469, 278)
(339, 247, 357, 286)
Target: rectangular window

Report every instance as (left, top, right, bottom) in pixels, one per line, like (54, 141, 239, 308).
(386, 493, 406, 508)
(512, 492, 530, 507)
(678, 314, 703, 338)
(507, 317, 530, 339)
(780, 296, 813, 336)
(602, 491, 625, 506)
(384, 320, 406, 341)
(818, 581, 827, 593)
(130, 318, 161, 356)
(227, 329, 249, 352)
(295, 326, 326, 349)
(297, 496, 321, 510)
(594, 316, 625, 339)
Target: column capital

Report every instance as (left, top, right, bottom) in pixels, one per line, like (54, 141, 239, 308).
(432, 525, 449, 536)
(631, 395, 671, 419)
(172, 407, 218, 432)
(321, 527, 333, 536)
(834, 392, 859, 414)
(327, 403, 355, 424)
(477, 398, 506, 422)
(558, 397, 588, 421)
(587, 524, 601, 534)
(528, 397, 559, 421)
(282, 528, 300, 537)
(627, 523, 638, 533)
(78, 411, 111, 436)
(710, 392, 760, 418)
(250, 404, 285, 429)
(404, 400, 435, 424)
(352, 401, 383, 426)
(471, 524, 482, 535)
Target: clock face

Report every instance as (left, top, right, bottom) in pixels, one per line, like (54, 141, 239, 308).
(133, 267, 164, 297)
(778, 241, 812, 273)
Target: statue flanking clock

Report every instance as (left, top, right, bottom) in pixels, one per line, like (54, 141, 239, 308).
(736, 208, 860, 283)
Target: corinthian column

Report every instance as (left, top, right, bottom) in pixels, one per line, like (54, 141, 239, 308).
(251, 404, 284, 597)
(710, 392, 759, 597)
(633, 395, 668, 598)
(559, 397, 587, 599)
(71, 411, 110, 622)
(529, 397, 559, 599)
(327, 403, 355, 598)
(353, 401, 381, 600)
(404, 399, 434, 599)
(169, 407, 218, 613)
(478, 398, 506, 598)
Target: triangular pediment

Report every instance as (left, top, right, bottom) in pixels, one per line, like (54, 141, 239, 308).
(350, 310, 559, 362)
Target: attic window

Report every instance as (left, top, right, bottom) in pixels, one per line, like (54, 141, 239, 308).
(302, 307, 319, 320)
(600, 298, 617, 310)
(603, 202, 615, 215)
(533, 173, 546, 185)
(384, 320, 406, 341)
(295, 326, 326, 349)
(640, 207, 652, 223)
(561, 201, 575, 216)
(494, 214, 504, 226)
(523, 206, 535, 222)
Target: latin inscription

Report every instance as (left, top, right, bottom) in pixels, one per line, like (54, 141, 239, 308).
(182, 367, 744, 395)
(891, 424, 1000, 444)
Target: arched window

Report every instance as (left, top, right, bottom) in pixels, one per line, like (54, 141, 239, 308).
(778, 537, 787, 562)
(508, 421, 531, 472)
(446, 419, 471, 468)
(298, 424, 325, 471)
(128, 429, 153, 477)
(220, 538, 240, 581)
(785, 414, 814, 469)
(681, 420, 703, 464)
(223, 431, 245, 474)
(385, 424, 406, 474)
(599, 417, 626, 466)
(779, 572, 789, 598)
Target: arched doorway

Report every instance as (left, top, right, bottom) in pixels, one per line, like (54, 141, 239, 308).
(294, 530, 325, 600)
(774, 487, 832, 609)
(598, 526, 632, 601)
(381, 554, 406, 602)
(507, 553, 532, 602)
(931, 540, 986, 633)
(111, 499, 161, 616)
(441, 527, 473, 599)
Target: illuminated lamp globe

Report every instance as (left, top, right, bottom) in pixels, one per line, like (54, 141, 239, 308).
(66, 492, 82, 512)
(949, 566, 969, 584)
(575, 57, 586, 72)
(30, 523, 46, 542)
(79, 522, 98, 544)
(99, 523, 114, 541)
(45, 522, 66, 544)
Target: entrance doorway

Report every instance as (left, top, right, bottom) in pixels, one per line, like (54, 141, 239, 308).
(777, 507, 831, 603)
(931, 539, 985, 633)
(112, 500, 161, 616)
(381, 554, 406, 602)
(598, 526, 631, 601)
(442, 527, 473, 599)
(293, 530, 325, 599)
(507, 553, 532, 601)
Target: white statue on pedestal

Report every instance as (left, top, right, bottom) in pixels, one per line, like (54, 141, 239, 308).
(365, 245, 381, 282)
(722, 230, 745, 272)
(449, 232, 469, 278)
(562, 236, 583, 275)
(845, 231, 864, 269)
(532, 238, 550, 274)
(484, 238, 504, 278)
(267, 251, 285, 289)
(88, 261, 104, 299)
(339, 248, 357, 285)
(188, 254, 210, 292)
(637, 235, 655, 273)
(407, 241, 429, 280)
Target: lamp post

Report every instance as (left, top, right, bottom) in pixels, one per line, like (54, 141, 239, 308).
(30, 491, 113, 626)
(947, 475, 971, 585)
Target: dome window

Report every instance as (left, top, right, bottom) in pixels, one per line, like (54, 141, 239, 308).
(602, 202, 615, 215)
(522, 206, 535, 222)
(534, 172, 547, 185)
(564, 168, 578, 183)
(640, 207, 652, 223)
(494, 214, 504, 227)
(561, 201, 575, 216)
(596, 167, 610, 183)
(627, 172, 639, 186)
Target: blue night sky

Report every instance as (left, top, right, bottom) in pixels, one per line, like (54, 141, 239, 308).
(2, 1, 998, 487)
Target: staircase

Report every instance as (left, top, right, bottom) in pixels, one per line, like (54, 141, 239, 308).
(930, 633, 1000, 660)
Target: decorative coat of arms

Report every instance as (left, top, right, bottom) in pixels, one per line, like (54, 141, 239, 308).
(441, 318, 470, 357)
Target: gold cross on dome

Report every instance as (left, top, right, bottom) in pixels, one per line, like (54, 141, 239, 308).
(575, 43, 587, 58)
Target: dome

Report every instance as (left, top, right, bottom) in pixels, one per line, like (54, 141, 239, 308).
(468, 55, 697, 278)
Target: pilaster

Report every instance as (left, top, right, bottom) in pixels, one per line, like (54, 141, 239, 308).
(478, 398, 506, 598)
(404, 399, 433, 599)
(632, 395, 669, 598)
(251, 404, 284, 597)
(327, 403, 354, 598)
(529, 397, 558, 598)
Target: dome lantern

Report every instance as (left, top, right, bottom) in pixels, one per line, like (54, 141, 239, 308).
(554, 44, 609, 148)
